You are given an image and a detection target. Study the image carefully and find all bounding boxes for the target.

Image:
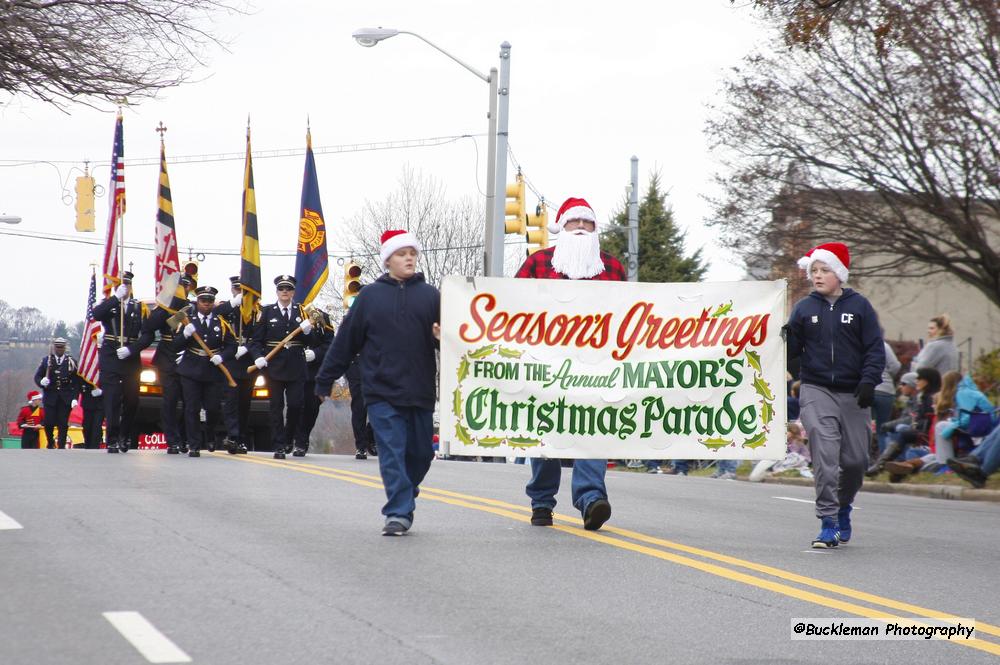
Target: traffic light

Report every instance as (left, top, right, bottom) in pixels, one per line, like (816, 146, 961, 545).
(74, 175, 95, 232)
(525, 202, 550, 256)
(503, 174, 526, 235)
(343, 261, 362, 309)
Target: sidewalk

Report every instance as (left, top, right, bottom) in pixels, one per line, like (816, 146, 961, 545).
(751, 475, 1000, 503)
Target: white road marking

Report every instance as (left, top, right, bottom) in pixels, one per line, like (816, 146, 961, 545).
(103, 612, 191, 663)
(0, 509, 23, 530)
(773, 496, 814, 504)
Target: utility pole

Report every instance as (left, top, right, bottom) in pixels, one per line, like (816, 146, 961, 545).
(627, 156, 639, 282)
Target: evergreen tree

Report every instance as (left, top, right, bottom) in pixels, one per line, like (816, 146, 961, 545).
(601, 174, 707, 283)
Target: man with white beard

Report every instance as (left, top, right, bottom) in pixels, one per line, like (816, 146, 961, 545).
(514, 197, 626, 531)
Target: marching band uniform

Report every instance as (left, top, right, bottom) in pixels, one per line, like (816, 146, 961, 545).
(295, 309, 334, 456)
(214, 275, 256, 455)
(17, 392, 44, 449)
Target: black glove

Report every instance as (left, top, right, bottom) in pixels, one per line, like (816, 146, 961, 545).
(854, 383, 875, 409)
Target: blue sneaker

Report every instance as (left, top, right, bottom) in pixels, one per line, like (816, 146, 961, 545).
(812, 517, 840, 549)
(836, 505, 852, 544)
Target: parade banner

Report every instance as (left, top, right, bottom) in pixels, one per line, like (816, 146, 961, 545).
(440, 277, 787, 460)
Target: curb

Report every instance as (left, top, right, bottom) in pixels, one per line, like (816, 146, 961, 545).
(753, 475, 1000, 503)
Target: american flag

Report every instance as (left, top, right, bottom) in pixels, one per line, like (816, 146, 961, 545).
(101, 113, 125, 296)
(78, 270, 101, 388)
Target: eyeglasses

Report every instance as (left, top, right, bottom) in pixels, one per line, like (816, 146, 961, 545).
(276, 286, 294, 292)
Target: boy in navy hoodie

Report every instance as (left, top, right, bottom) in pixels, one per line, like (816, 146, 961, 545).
(315, 230, 440, 536)
(784, 242, 885, 548)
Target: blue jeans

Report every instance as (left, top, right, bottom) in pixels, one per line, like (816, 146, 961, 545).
(872, 391, 895, 453)
(672, 460, 690, 474)
(972, 426, 1000, 476)
(716, 459, 738, 474)
(526, 458, 607, 514)
(367, 402, 435, 525)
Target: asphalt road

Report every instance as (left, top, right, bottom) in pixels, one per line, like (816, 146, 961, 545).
(1, 449, 998, 664)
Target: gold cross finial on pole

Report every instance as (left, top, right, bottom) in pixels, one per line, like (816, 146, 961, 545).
(156, 121, 168, 140)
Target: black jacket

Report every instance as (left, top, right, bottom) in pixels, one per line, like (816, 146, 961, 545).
(92, 294, 146, 378)
(214, 300, 258, 380)
(316, 273, 439, 411)
(174, 311, 237, 383)
(249, 302, 316, 383)
(785, 289, 885, 393)
(138, 298, 188, 374)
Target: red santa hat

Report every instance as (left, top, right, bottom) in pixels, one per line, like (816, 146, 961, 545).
(797, 242, 850, 284)
(379, 229, 422, 266)
(27, 391, 41, 403)
(548, 197, 597, 234)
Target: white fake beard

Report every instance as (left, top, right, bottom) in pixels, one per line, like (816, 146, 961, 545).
(551, 229, 604, 279)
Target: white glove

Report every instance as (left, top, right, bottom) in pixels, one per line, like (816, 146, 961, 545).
(116, 347, 131, 360)
(115, 284, 129, 300)
(71, 400, 78, 409)
(40, 377, 50, 387)
(183, 323, 196, 338)
(230, 293, 243, 308)
(299, 319, 313, 335)
(304, 348, 316, 362)
(254, 357, 268, 370)
(335, 376, 348, 388)
(210, 354, 223, 366)
(91, 388, 103, 397)
(235, 345, 248, 359)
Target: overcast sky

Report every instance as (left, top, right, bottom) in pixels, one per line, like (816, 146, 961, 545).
(0, 1, 769, 324)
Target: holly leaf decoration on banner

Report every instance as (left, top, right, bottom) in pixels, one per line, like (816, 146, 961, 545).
(498, 347, 523, 359)
(478, 436, 506, 448)
(468, 344, 496, 359)
(699, 436, 733, 450)
(452, 389, 462, 418)
(456, 422, 473, 446)
(711, 301, 733, 318)
(507, 436, 541, 448)
(457, 357, 470, 382)
(742, 432, 768, 450)
(745, 349, 762, 374)
(753, 375, 774, 401)
(761, 400, 774, 427)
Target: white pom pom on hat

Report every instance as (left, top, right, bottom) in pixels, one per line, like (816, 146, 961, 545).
(797, 242, 850, 283)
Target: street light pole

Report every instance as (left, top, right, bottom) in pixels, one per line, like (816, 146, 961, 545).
(351, 28, 509, 277)
(628, 156, 639, 282)
(484, 67, 499, 278)
(488, 42, 512, 278)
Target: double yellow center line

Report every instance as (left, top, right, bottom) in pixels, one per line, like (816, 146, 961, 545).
(218, 453, 1000, 657)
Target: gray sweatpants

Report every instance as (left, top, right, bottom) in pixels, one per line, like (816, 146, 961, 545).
(799, 384, 872, 519)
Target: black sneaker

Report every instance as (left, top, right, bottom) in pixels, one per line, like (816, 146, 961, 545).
(188, 449, 200, 458)
(106, 446, 119, 454)
(583, 499, 612, 531)
(273, 451, 286, 460)
(382, 521, 408, 536)
(225, 438, 239, 455)
(530, 507, 553, 526)
(947, 458, 987, 489)
(236, 443, 248, 454)
(292, 448, 306, 457)
(355, 450, 368, 460)
(167, 446, 180, 455)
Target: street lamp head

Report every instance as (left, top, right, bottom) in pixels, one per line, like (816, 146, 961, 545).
(352, 27, 400, 47)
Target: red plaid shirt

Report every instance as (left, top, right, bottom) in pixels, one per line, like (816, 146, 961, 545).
(514, 247, 626, 281)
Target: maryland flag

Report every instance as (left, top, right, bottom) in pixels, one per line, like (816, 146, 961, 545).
(154, 138, 182, 308)
(293, 127, 329, 308)
(240, 124, 262, 326)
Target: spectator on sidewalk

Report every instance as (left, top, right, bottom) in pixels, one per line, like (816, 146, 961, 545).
(873, 339, 901, 453)
(947, 423, 1000, 489)
(865, 369, 940, 476)
(911, 314, 960, 375)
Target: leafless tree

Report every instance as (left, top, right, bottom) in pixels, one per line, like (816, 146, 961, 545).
(0, 0, 243, 107)
(332, 165, 488, 291)
(707, 0, 1000, 307)
(0, 368, 34, 434)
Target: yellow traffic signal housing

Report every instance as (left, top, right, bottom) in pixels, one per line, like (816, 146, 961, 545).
(75, 175, 96, 232)
(343, 261, 362, 309)
(504, 175, 526, 235)
(525, 203, 550, 256)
